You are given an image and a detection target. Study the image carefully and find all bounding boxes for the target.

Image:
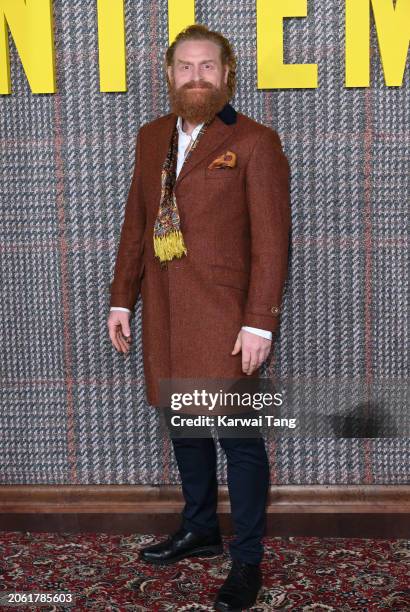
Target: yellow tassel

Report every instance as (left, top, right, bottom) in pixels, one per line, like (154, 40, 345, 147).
(153, 229, 188, 262)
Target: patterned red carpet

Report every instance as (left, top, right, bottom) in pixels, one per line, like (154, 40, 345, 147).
(0, 532, 409, 611)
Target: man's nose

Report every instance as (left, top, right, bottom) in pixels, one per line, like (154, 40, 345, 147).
(192, 65, 202, 80)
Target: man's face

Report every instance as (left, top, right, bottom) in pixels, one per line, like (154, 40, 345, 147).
(167, 39, 230, 125)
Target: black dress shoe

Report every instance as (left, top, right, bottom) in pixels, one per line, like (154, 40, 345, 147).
(214, 559, 262, 611)
(139, 526, 223, 565)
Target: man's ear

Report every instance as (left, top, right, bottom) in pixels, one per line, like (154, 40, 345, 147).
(167, 65, 173, 84)
(223, 64, 229, 84)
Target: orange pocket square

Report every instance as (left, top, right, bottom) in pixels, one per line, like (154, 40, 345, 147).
(208, 150, 237, 169)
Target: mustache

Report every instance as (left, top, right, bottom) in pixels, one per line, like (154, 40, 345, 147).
(181, 81, 214, 90)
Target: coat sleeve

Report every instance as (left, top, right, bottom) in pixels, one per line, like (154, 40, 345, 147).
(109, 128, 146, 311)
(242, 128, 291, 334)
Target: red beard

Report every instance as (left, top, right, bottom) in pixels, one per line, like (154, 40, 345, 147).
(168, 79, 230, 124)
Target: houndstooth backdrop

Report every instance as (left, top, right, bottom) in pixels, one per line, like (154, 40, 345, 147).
(1, 1, 409, 485)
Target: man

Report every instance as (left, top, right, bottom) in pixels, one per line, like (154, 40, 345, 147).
(108, 24, 291, 612)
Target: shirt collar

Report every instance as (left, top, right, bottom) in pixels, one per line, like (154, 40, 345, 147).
(177, 116, 204, 138)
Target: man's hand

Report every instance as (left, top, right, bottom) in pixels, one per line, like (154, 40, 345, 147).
(231, 329, 271, 375)
(108, 310, 132, 354)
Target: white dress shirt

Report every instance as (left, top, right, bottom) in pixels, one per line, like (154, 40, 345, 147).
(110, 116, 272, 341)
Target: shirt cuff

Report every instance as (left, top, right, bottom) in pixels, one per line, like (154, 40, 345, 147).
(241, 325, 272, 341)
(110, 307, 131, 314)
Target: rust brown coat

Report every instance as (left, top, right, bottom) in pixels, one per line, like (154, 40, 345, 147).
(109, 103, 291, 412)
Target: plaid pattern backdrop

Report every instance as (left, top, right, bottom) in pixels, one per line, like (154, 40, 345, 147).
(0, 1, 408, 484)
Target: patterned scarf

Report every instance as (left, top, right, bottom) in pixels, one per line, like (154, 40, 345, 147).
(153, 118, 211, 265)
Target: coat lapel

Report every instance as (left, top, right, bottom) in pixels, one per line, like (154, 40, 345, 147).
(155, 113, 177, 176)
(175, 113, 237, 187)
(154, 103, 238, 190)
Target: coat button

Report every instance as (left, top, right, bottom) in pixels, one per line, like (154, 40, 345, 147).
(270, 305, 280, 316)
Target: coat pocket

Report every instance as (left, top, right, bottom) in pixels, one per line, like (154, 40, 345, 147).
(210, 263, 249, 291)
(205, 166, 239, 180)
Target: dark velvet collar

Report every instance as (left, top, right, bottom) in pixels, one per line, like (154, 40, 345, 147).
(216, 102, 237, 125)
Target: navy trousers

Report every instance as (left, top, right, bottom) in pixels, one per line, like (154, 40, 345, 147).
(165, 415, 270, 565)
